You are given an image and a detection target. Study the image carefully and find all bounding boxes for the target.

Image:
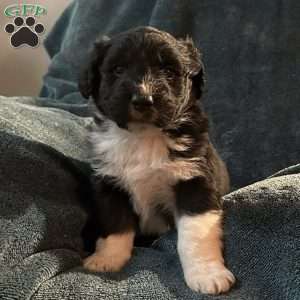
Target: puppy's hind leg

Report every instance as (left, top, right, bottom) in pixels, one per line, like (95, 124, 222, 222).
(175, 177, 235, 294)
(83, 177, 137, 272)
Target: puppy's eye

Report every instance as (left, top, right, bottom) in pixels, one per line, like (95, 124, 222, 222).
(161, 64, 180, 76)
(113, 66, 125, 76)
(165, 67, 182, 78)
(165, 66, 177, 74)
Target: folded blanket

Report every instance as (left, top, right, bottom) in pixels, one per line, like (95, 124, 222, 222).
(0, 97, 299, 299)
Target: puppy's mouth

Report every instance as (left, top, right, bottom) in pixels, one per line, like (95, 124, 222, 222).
(128, 105, 158, 124)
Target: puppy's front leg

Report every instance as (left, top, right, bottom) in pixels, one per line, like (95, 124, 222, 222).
(84, 231, 135, 272)
(83, 178, 137, 272)
(175, 177, 235, 294)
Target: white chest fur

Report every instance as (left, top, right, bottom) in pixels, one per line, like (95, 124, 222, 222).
(91, 121, 177, 234)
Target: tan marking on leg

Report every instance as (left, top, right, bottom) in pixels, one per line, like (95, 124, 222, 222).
(83, 231, 135, 272)
(177, 211, 235, 294)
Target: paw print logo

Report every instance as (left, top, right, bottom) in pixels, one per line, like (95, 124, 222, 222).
(4, 16, 45, 48)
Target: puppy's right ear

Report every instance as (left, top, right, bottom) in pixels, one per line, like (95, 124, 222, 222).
(78, 36, 110, 99)
(179, 37, 205, 100)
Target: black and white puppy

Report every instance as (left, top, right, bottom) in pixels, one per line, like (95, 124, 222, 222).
(79, 26, 235, 294)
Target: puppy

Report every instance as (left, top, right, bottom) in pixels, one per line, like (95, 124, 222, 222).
(79, 26, 235, 294)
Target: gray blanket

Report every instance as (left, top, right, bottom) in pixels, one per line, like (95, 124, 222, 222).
(1, 0, 300, 299)
(0, 96, 299, 300)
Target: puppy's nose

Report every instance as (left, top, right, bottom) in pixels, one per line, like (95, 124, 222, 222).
(131, 94, 153, 111)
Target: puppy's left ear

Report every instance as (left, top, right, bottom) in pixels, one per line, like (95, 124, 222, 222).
(180, 37, 205, 100)
(78, 36, 111, 99)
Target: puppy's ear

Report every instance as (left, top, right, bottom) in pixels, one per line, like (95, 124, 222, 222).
(190, 63, 205, 100)
(78, 36, 111, 99)
(180, 37, 205, 100)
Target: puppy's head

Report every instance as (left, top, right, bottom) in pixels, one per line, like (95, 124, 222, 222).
(79, 26, 204, 129)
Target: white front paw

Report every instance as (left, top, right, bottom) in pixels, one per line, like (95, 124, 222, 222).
(184, 261, 235, 294)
